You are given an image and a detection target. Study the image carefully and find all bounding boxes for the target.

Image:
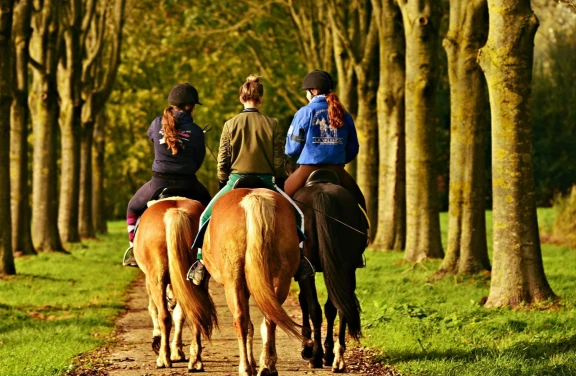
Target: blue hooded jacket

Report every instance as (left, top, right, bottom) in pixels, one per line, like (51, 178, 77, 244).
(148, 110, 206, 175)
(285, 95, 359, 165)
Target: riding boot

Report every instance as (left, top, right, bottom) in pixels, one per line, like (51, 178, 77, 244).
(294, 247, 315, 281)
(123, 244, 138, 267)
(187, 260, 206, 286)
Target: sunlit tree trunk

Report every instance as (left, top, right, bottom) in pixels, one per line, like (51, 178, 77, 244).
(92, 111, 107, 234)
(0, 0, 17, 275)
(436, 0, 490, 276)
(29, 0, 64, 252)
(478, 0, 556, 307)
(371, 0, 406, 251)
(58, 0, 83, 244)
(398, 0, 444, 262)
(10, 0, 35, 255)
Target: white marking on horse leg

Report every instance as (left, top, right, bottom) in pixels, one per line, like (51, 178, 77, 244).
(332, 337, 346, 372)
(258, 318, 278, 374)
(188, 324, 204, 372)
(246, 319, 256, 374)
(148, 296, 160, 339)
(170, 303, 185, 362)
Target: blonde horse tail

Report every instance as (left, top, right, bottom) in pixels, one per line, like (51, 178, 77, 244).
(165, 207, 218, 339)
(241, 191, 302, 340)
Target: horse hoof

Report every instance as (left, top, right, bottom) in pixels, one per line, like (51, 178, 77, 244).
(308, 358, 323, 369)
(152, 336, 161, 355)
(171, 348, 186, 362)
(301, 346, 314, 360)
(323, 353, 335, 366)
(188, 360, 204, 372)
(258, 368, 277, 376)
(188, 368, 205, 373)
(156, 356, 171, 368)
(332, 361, 346, 373)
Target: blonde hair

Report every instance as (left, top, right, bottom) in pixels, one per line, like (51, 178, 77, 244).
(239, 74, 264, 104)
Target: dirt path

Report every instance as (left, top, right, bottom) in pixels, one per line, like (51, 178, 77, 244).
(90, 273, 398, 376)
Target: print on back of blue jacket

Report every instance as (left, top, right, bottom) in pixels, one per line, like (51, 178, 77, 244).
(285, 95, 360, 165)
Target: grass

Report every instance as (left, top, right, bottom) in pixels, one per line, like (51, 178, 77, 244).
(314, 208, 576, 376)
(0, 222, 138, 376)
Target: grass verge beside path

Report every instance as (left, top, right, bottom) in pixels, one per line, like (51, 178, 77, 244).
(0, 222, 139, 376)
(316, 209, 576, 376)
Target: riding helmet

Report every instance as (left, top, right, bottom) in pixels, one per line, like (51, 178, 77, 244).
(301, 70, 334, 93)
(167, 83, 202, 105)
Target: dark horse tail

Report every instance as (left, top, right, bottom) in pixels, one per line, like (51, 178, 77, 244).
(314, 191, 362, 340)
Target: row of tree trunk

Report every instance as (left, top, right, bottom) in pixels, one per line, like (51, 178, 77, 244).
(0, 0, 126, 275)
(284, 0, 555, 307)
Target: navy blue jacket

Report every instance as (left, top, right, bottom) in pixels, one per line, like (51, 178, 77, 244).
(147, 110, 205, 175)
(285, 95, 359, 165)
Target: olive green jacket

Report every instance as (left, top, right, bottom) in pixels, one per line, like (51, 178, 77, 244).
(217, 111, 286, 182)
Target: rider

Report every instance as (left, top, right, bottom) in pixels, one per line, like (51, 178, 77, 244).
(123, 83, 211, 266)
(188, 74, 315, 285)
(284, 70, 367, 211)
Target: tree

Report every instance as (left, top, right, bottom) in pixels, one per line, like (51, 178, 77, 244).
(79, 0, 126, 238)
(92, 111, 107, 234)
(29, 0, 64, 252)
(57, 0, 96, 243)
(398, 0, 444, 262)
(478, 0, 556, 307)
(0, 0, 16, 275)
(371, 0, 406, 251)
(328, 0, 380, 239)
(10, 0, 35, 255)
(436, 0, 490, 276)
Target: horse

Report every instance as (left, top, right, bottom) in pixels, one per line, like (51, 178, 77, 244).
(288, 168, 368, 373)
(200, 186, 305, 376)
(134, 197, 218, 371)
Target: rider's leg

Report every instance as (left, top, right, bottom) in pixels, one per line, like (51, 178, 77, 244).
(124, 180, 157, 266)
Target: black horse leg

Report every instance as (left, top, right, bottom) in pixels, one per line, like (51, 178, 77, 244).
(332, 311, 347, 373)
(323, 298, 336, 366)
(298, 277, 324, 368)
(298, 285, 312, 360)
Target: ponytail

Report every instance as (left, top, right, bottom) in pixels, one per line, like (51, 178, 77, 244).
(326, 92, 346, 129)
(161, 106, 179, 155)
(239, 74, 264, 104)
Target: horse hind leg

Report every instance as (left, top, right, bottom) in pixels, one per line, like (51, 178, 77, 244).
(323, 298, 337, 367)
(149, 273, 172, 368)
(258, 317, 278, 376)
(225, 284, 253, 376)
(169, 302, 186, 362)
(332, 311, 347, 373)
(188, 322, 204, 372)
(299, 277, 324, 368)
(146, 280, 161, 355)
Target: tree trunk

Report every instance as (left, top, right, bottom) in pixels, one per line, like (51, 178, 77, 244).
(436, 0, 490, 276)
(79, 115, 95, 239)
(29, 0, 64, 252)
(92, 111, 107, 234)
(57, 0, 83, 244)
(478, 0, 556, 307)
(10, 0, 35, 255)
(372, 0, 406, 251)
(399, 0, 444, 262)
(0, 0, 16, 275)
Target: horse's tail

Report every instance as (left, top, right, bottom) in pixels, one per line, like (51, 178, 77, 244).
(315, 192, 362, 340)
(164, 207, 218, 339)
(241, 191, 303, 340)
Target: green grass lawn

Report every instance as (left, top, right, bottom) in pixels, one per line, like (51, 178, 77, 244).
(0, 222, 138, 376)
(314, 208, 576, 376)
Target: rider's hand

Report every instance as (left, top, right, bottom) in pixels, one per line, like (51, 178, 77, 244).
(219, 180, 228, 190)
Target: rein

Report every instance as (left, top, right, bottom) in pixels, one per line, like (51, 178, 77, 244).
(202, 127, 368, 239)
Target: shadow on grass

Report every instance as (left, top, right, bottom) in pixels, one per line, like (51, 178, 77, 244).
(16, 273, 78, 283)
(380, 335, 576, 364)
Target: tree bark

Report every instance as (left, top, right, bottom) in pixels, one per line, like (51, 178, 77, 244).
(399, 0, 444, 262)
(478, 0, 556, 307)
(436, 0, 490, 276)
(92, 111, 107, 234)
(371, 0, 406, 251)
(29, 0, 64, 252)
(57, 0, 83, 243)
(0, 0, 16, 275)
(79, 113, 95, 238)
(10, 0, 35, 255)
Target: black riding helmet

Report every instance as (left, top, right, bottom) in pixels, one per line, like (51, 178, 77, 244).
(301, 70, 334, 93)
(167, 83, 202, 106)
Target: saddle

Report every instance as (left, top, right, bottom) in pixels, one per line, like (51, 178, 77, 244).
(232, 176, 271, 190)
(305, 169, 340, 187)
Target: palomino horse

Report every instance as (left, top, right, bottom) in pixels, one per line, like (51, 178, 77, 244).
(201, 188, 304, 376)
(134, 198, 218, 371)
(291, 172, 367, 372)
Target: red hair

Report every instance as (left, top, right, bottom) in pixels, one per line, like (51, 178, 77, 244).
(326, 92, 346, 129)
(161, 107, 179, 155)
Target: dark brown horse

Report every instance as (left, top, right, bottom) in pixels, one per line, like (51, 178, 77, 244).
(134, 198, 218, 371)
(201, 188, 305, 376)
(289, 171, 367, 373)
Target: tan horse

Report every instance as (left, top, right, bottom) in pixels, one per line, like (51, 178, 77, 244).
(202, 189, 304, 376)
(134, 198, 218, 371)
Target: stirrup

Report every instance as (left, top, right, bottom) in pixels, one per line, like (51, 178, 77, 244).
(186, 261, 205, 286)
(295, 256, 316, 282)
(123, 246, 138, 267)
(357, 253, 367, 269)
